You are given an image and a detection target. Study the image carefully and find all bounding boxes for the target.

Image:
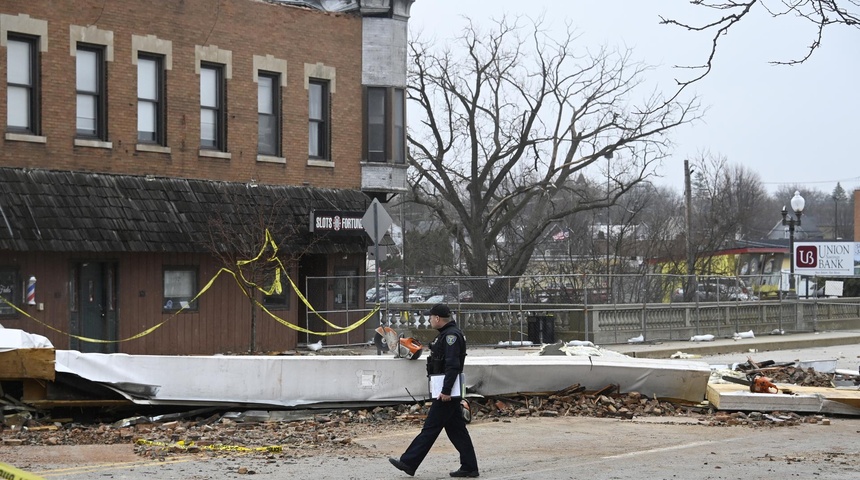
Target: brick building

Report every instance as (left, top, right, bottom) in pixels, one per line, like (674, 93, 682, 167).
(0, 0, 413, 354)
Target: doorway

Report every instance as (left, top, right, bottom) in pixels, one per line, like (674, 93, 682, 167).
(298, 255, 327, 345)
(70, 261, 118, 353)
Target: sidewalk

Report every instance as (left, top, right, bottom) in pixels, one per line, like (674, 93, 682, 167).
(604, 329, 860, 359)
(467, 330, 860, 360)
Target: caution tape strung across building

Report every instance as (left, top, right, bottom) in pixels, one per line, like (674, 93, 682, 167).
(0, 229, 376, 343)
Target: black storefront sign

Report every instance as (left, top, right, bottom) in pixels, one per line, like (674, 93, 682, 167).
(310, 210, 365, 235)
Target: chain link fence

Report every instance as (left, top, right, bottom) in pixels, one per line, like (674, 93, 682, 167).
(304, 273, 860, 347)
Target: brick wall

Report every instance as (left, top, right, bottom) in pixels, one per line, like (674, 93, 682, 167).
(855, 190, 859, 242)
(0, 0, 363, 189)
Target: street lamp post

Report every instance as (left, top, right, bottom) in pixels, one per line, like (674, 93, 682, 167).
(781, 191, 806, 295)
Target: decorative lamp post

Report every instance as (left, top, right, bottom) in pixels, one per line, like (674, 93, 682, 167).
(781, 191, 806, 295)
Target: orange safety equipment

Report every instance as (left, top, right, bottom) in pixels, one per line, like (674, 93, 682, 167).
(398, 337, 424, 360)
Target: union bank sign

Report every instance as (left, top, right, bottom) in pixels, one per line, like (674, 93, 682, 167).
(793, 242, 855, 276)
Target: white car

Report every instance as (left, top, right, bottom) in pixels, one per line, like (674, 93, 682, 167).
(366, 284, 402, 301)
(387, 292, 424, 303)
(424, 294, 458, 304)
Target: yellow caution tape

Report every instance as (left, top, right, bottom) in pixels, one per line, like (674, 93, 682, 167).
(0, 229, 379, 342)
(0, 462, 47, 480)
(135, 438, 282, 453)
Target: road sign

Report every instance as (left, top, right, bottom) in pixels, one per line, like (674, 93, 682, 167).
(362, 198, 392, 244)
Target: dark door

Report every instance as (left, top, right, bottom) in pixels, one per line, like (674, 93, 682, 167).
(298, 255, 327, 345)
(71, 262, 118, 353)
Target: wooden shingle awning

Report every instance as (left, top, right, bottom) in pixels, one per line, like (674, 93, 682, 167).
(0, 167, 370, 254)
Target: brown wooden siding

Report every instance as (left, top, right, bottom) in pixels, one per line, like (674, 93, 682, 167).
(1, 250, 370, 354)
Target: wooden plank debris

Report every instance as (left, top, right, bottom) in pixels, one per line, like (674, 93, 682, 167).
(707, 383, 860, 415)
(0, 348, 55, 381)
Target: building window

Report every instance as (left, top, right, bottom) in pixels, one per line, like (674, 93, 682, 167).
(308, 79, 329, 159)
(76, 45, 106, 139)
(366, 87, 386, 162)
(200, 63, 225, 150)
(0, 268, 19, 317)
(137, 54, 165, 144)
(163, 267, 197, 311)
(6, 36, 39, 134)
(364, 87, 406, 164)
(393, 88, 406, 164)
(257, 72, 280, 156)
(263, 269, 289, 309)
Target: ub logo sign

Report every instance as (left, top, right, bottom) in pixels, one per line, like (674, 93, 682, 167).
(795, 245, 817, 268)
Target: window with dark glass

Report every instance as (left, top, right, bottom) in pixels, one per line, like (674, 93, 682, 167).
(393, 88, 406, 164)
(258, 72, 280, 156)
(308, 79, 329, 159)
(76, 44, 106, 139)
(367, 87, 386, 162)
(7, 35, 39, 134)
(263, 267, 289, 309)
(0, 268, 19, 317)
(137, 54, 165, 144)
(200, 63, 225, 150)
(163, 267, 198, 311)
(364, 87, 407, 164)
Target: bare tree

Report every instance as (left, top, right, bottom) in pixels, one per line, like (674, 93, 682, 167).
(202, 186, 315, 352)
(661, 1, 860, 88)
(688, 154, 768, 272)
(407, 16, 700, 301)
(831, 182, 849, 239)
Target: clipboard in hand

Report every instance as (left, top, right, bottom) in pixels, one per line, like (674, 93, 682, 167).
(429, 373, 465, 398)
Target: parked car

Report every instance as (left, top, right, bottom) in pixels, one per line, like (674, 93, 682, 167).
(671, 285, 716, 302)
(386, 292, 424, 303)
(727, 286, 758, 301)
(366, 284, 403, 302)
(424, 294, 458, 304)
(411, 286, 436, 301)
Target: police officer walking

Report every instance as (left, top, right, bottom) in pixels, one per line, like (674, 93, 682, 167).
(389, 303, 479, 478)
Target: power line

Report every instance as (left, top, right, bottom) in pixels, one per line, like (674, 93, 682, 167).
(763, 176, 860, 186)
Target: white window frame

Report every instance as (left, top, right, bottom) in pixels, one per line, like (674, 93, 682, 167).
(163, 267, 198, 312)
(199, 63, 225, 151)
(75, 44, 106, 139)
(137, 54, 165, 145)
(257, 71, 280, 156)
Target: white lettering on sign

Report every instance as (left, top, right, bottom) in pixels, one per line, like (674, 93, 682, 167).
(797, 249, 815, 266)
(313, 212, 364, 232)
(315, 217, 333, 230)
(342, 217, 362, 229)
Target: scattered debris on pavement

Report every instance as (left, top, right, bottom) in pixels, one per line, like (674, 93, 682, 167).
(2, 376, 844, 457)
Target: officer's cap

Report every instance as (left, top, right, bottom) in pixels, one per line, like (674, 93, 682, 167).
(425, 303, 451, 318)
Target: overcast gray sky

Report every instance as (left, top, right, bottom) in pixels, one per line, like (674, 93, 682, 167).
(409, 0, 859, 198)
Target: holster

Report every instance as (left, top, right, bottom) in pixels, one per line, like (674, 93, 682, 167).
(426, 356, 444, 376)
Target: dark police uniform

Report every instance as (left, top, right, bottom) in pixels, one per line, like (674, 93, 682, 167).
(397, 317, 479, 475)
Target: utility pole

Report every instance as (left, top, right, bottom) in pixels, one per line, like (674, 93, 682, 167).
(684, 160, 695, 301)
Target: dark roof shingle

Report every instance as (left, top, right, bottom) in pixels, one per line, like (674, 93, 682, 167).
(0, 168, 370, 254)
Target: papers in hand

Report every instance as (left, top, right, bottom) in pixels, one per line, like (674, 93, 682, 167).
(429, 373, 465, 398)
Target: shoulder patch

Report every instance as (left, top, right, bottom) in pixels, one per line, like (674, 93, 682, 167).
(446, 334, 457, 345)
